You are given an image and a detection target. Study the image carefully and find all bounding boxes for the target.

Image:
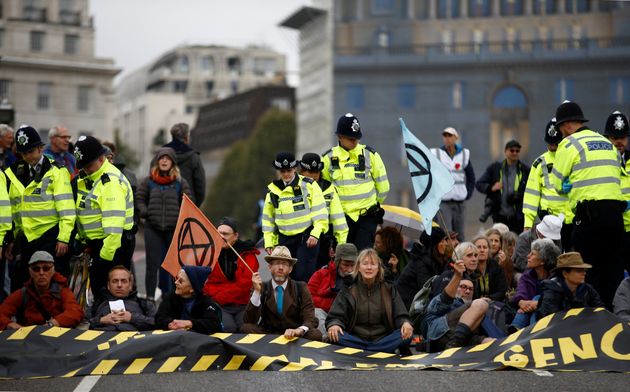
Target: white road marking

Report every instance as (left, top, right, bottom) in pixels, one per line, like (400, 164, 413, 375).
(72, 375, 101, 392)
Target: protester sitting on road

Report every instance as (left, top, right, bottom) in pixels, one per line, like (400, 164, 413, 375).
(485, 228, 505, 264)
(513, 214, 563, 273)
(424, 257, 491, 352)
(155, 266, 223, 333)
(137, 147, 192, 301)
(326, 248, 413, 354)
(431, 241, 478, 298)
(241, 246, 321, 340)
(537, 252, 604, 319)
(374, 227, 410, 283)
(0, 251, 83, 330)
(89, 265, 156, 331)
(510, 239, 560, 329)
(472, 235, 507, 301)
(397, 227, 454, 308)
(500, 231, 519, 290)
(202, 217, 259, 332)
(613, 277, 630, 322)
(307, 243, 357, 337)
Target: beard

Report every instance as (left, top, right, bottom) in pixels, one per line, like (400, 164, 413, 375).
(272, 274, 288, 284)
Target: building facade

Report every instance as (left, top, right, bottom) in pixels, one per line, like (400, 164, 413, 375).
(0, 0, 119, 140)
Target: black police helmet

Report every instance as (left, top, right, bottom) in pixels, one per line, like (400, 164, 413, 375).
(603, 111, 630, 137)
(335, 113, 363, 139)
(299, 153, 324, 172)
(273, 152, 297, 170)
(74, 136, 106, 169)
(15, 125, 44, 154)
(555, 100, 588, 126)
(544, 117, 562, 145)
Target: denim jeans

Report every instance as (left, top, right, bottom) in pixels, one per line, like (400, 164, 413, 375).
(337, 330, 411, 353)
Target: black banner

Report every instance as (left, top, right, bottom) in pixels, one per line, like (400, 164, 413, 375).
(0, 308, 629, 378)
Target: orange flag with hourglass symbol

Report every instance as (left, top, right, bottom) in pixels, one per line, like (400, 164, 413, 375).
(161, 194, 224, 277)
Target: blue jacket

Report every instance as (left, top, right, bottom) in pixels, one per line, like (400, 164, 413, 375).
(425, 292, 465, 341)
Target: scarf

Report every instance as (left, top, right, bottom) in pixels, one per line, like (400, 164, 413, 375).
(150, 168, 177, 185)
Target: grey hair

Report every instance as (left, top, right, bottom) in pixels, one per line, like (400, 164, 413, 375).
(170, 123, 190, 141)
(0, 124, 14, 137)
(531, 238, 560, 271)
(454, 241, 477, 260)
(48, 126, 60, 140)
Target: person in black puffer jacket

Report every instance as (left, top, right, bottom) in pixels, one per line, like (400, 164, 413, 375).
(137, 147, 192, 300)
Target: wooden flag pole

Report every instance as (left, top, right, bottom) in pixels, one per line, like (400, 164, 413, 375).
(224, 239, 255, 274)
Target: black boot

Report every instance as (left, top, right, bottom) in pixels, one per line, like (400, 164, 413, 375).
(445, 323, 473, 349)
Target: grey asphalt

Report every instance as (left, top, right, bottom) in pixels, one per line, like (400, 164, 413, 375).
(0, 370, 626, 392)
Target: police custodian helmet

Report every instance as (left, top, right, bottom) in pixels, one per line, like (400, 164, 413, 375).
(74, 136, 106, 169)
(555, 100, 588, 126)
(544, 117, 562, 145)
(15, 125, 44, 153)
(603, 111, 629, 137)
(335, 113, 363, 139)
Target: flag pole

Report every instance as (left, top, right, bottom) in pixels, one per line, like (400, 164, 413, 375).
(224, 239, 255, 274)
(436, 210, 456, 253)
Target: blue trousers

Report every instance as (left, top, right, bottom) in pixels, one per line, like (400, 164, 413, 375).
(337, 330, 411, 353)
(279, 230, 319, 283)
(510, 295, 539, 329)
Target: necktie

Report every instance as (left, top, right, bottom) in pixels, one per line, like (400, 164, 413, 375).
(276, 286, 284, 315)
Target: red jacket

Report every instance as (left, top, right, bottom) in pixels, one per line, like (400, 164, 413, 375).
(203, 245, 259, 306)
(307, 261, 339, 312)
(0, 273, 84, 330)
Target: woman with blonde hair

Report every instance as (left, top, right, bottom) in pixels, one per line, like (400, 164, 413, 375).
(137, 147, 192, 301)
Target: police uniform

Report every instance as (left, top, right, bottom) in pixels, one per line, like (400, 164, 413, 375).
(4, 126, 76, 289)
(551, 101, 625, 309)
(262, 152, 328, 282)
(522, 119, 573, 250)
(321, 113, 389, 251)
(73, 136, 135, 301)
(0, 171, 11, 301)
(299, 153, 348, 269)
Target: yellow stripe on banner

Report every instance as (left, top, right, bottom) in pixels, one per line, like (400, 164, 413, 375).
(152, 330, 175, 335)
(91, 359, 118, 375)
(301, 340, 330, 349)
(7, 325, 36, 340)
(467, 339, 496, 352)
(594, 307, 606, 312)
(401, 353, 428, 360)
(270, 335, 298, 345)
(75, 330, 104, 341)
(354, 363, 378, 369)
(236, 334, 265, 344)
(223, 355, 246, 370)
(40, 326, 70, 338)
(280, 357, 317, 371)
(315, 361, 336, 370)
(500, 328, 524, 346)
(109, 331, 138, 344)
(157, 356, 186, 373)
(210, 332, 232, 340)
(191, 355, 220, 372)
(563, 308, 584, 319)
(367, 352, 396, 359)
(335, 347, 363, 355)
(436, 347, 461, 358)
(97, 342, 110, 351)
(531, 314, 554, 333)
(124, 358, 152, 375)
(61, 368, 81, 378)
(459, 363, 480, 367)
(250, 355, 288, 371)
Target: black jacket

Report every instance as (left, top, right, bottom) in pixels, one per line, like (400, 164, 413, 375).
(431, 258, 507, 302)
(163, 139, 206, 206)
(155, 292, 223, 334)
(396, 243, 446, 309)
(475, 159, 530, 221)
(537, 277, 604, 319)
(89, 289, 156, 331)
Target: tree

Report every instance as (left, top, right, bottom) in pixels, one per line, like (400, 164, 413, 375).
(204, 108, 296, 239)
(113, 128, 139, 169)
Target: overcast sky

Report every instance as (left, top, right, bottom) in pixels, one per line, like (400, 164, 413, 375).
(90, 0, 310, 84)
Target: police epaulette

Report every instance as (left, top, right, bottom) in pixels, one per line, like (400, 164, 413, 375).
(365, 145, 376, 154)
(301, 176, 314, 184)
(101, 173, 111, 184)
(322, 148, 333, 156)
(532, 157, 543, 168)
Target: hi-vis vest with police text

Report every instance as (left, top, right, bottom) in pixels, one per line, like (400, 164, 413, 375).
(430, 146, 469, 202)
(262, 175, 328, 249)
(321, 144, 389, 222)
(0, 172, 12, 244)
(75, 160, 134, 261)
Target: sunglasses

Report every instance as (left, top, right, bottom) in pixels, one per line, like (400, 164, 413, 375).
(30, 265, 53, 272)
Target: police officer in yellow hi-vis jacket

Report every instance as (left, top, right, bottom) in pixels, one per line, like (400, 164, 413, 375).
(602, 110, 630, 276)
(73, 136, 135, 301)
(322, 113, 389, 251)
(522, 118, 572, 250)
(299, 152, 348, 269)
(262, 152, 328, 282)
(0, 171, 12, 301)
(4, 125, 75, 289)
(551, 101, 626, 309)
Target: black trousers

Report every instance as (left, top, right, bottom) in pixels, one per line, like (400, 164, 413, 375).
(279, 229, 319, 283)
(346, 213, 379, 252)
(493, 214, 524, 235)
(87, 230, 136, 302)
(572, 200, 625, 310)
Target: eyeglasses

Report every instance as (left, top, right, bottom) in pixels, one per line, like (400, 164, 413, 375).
(458, 284, 473, 292)
(30, 265, 53, 272)
(55, 135, 71, 140)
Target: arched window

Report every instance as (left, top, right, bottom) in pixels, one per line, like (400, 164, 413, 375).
(179, 55, 189, 74)
(493, 85, 527, 108)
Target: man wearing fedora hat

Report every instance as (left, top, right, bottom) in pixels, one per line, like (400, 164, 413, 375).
(537, 252, 604, 319)
(241, 246, 321, 340)
(513, 214, 563, 273)
(551, 101, 626, 309)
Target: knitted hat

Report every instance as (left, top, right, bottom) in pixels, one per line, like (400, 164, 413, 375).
(182, 265, 212, 296)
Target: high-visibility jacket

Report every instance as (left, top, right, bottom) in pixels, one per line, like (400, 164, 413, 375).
(318, 178, 348, 244)
(262, 175, 328, 249)
(75, 160, 134, 261)
(430, 145, 471, 201)
(322, 144, 389, 222)
(522, 150, 571, 228)
(5, 158, 75, 243)
(551, 127, 623, 211)
(0, 172, 12, 244)
(619, 152, 630, 232)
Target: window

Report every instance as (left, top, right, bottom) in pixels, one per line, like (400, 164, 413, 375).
(555, 79, 574, 103)
(227, 57, 241, 76)
(37, 82, 52, 110)
(500, 0, 524, 16)
(533, 0, 557, 14)
(59, 0, 75, 12)
(185, 105, 194, 114)
(0, 80, 10, 100)
(565, 0, 590, 13)
(610, 78, 630, 105)
(468, 0, 491, 17)
(30, 31, 45, 52)
(0, 29, 4, 48)
(452, 82, 466, 109)
(23, 0, 46, 22)
(173, 81, 188, 93)
(200, 56, 214, 74)
(254, 58, 275, 77)
(179, 55, 189, 74)
(372, 0, 395, 14)
(493, 85, 527, 108)
(59, 0, 79, 24)
(437, 0, 460, 18)
(397, 84, 415, 108)
(77, 85, 91, 112)
(64, 34, 79, 54)
(346, 84, 364, 110)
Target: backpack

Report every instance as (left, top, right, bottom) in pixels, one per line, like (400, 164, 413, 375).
(148, 179, 182, 198)
(408, 275, 439, 336)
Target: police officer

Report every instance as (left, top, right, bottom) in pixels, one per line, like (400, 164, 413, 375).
(299, 152, 348, 269)
(551, 101, 626, 309)
(522, 118, 572, 250)
(262, 152, 328, 282)
(0, 170, 11, 301)
(4, 125, 75, 289)
(603, 110, 630, 275)
(322, 113, 390, 251)
(73, 136, 135, 301)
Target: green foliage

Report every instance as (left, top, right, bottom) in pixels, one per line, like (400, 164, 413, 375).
(113, 128, 139, 169)
(204, 108, 296, 239)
